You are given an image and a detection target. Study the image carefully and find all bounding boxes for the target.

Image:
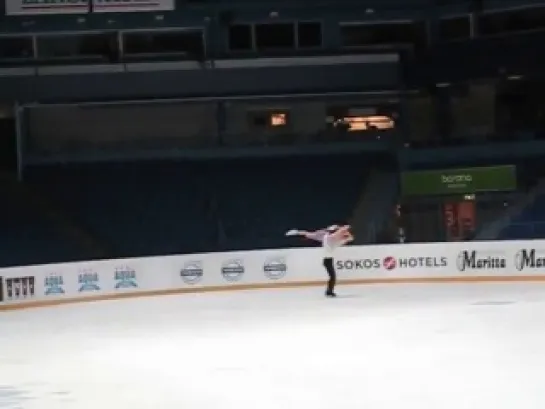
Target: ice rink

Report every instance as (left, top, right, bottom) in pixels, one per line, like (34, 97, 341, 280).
(2, 282, 545, 409)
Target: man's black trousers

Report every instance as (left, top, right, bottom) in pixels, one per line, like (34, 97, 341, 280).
(323, 257, 336, 294)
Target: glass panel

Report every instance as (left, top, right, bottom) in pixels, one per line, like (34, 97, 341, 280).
(0, 36, 33, 60)
(228, 24, 253, 51)
(450, 82, 496, 139)
(340, 22, 427, 48)
(122, 29, 204, 59)
(406, 93, 435, 144)
(479, 6, 545, 36)
(326, 105, 397, 133)
(26, 102, 218, 155)
(297, 22, 322, 48)
(495, 80, 545, 137)
(36, 33, 117, 62)
(439, 16, 470, 41)
(255, 23, 295, 50)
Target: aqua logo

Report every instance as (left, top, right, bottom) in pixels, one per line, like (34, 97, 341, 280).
(78, 269, 100, 292)
(44, 274, 65, 296)
(114, 266, 137, 289)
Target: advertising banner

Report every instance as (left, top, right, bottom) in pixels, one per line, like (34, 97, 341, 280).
(92, 0, 174, 13)
(5, 240, 545, 310)
(401, 165, 517, 196)
(6, 0, 89, 15)
(5, 276, 35, 301)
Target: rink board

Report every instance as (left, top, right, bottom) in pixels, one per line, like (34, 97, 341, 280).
(1, 240, 545, 310)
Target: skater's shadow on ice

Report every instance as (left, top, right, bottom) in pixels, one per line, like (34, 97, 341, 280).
(332, 294, 363, 299)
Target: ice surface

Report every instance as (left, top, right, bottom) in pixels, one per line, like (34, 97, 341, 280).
(2, 282, 545, 409)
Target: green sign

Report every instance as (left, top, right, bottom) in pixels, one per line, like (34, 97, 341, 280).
(401, 165, 517, 196)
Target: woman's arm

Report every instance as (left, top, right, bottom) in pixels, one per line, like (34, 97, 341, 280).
(299, 229, 327, 242)
(285, 228, 327, 242)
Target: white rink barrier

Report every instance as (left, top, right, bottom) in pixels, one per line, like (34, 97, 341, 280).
(1, 240, 545, 310)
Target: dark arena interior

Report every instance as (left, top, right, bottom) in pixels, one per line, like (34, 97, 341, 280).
(3, 0, 545, 407)
(1, 0, 544, 267)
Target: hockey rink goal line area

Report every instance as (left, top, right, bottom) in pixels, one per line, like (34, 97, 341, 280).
(1, 239, 545, 310)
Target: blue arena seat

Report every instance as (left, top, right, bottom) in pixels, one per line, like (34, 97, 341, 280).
(23, 153, 376, 260)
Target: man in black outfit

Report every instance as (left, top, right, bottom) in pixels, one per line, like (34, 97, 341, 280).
(323, 257, 337, 297)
